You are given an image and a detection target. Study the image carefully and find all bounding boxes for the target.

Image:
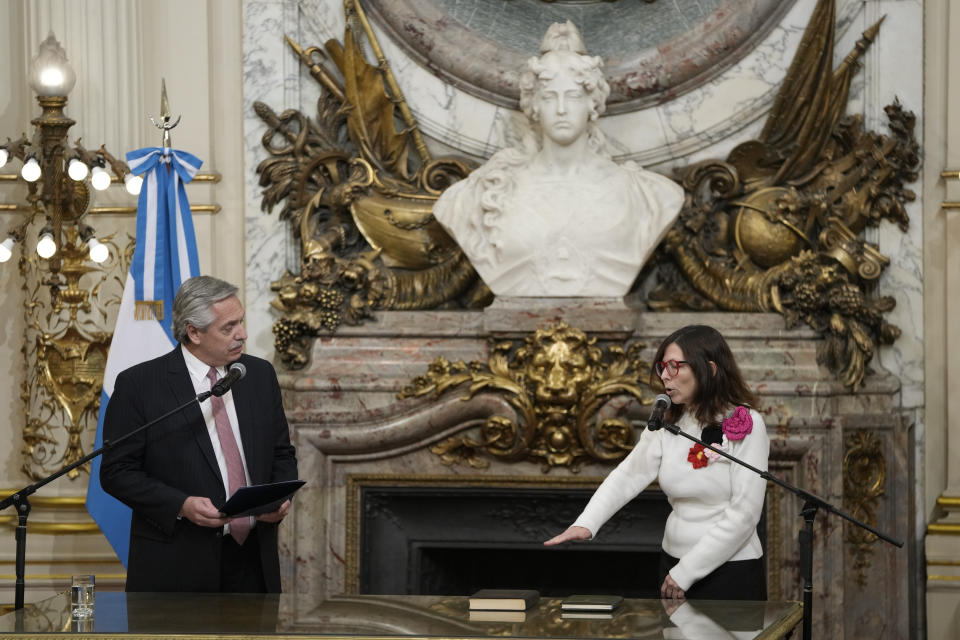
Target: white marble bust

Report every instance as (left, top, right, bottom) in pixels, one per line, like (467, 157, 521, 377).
(433, 21, 684, 298)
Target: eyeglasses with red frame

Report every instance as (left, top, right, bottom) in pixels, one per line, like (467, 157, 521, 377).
(655, 360, 690, 376)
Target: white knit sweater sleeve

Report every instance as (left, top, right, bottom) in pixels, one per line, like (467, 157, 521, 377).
(571, 426, 663, 537)
(669, 409, 770, 591)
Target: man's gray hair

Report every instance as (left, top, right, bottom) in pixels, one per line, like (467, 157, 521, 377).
(172, 276, 239, 344)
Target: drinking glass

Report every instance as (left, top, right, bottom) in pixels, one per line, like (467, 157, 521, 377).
(70, 574, 95, 618)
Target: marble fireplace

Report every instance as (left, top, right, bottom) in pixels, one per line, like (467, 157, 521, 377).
(356, 483, 673, 597)
(277, 303, 912, 639)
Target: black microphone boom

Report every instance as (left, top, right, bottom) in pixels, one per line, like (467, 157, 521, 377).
(646, 393, 671, 430)
(212, 362, 246, 397)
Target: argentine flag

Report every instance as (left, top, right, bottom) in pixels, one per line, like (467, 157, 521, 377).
(86, 147, 202, 566)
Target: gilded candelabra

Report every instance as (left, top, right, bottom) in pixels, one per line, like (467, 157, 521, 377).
(0, 33, 136, 480)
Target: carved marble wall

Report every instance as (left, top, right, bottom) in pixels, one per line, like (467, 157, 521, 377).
(239, 1, 925, 638)
(279, 308, 911, 639)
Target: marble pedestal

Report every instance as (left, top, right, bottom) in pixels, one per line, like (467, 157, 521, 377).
(277, 304, 912, 639)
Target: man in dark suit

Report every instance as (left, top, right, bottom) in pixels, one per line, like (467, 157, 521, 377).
(101, 276, 298, 593)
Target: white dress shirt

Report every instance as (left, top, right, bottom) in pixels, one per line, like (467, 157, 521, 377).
(181, 347, 254, 533)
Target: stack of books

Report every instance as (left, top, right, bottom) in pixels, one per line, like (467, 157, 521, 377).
(468, 589, 539, 622)
(560, 594, 624, 620)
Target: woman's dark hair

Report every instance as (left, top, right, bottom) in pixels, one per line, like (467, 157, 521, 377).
(651, 324, 759, 425)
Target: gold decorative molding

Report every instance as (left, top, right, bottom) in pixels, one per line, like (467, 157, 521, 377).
(87, 204, 221, 215)
(928, 523, 960, 535)
(0, 492, 85, 508)
(399, 322, 655, 472)
(842, 430, 885, 587)
(926, 495, 960, 535)
(0, 491, 102, 533)
(0, 171, 221, 183)
(3, 204, 224, 214)
(0, 519, 100, 534)
(940, 170, 960, 180)
(941, 202, 960, 210)
(0, 557, 119, 566)
(0, 574, 125, 581)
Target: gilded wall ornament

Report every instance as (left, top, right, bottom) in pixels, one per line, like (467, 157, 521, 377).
(21, 227, 129, 480)
(842, 429, 886, 587)
(647, 4, 917, 389)
(399, 322, 655, 472)
(257, 1, 487, 369)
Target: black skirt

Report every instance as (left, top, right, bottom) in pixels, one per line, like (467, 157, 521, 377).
(658, 549, 766, 601)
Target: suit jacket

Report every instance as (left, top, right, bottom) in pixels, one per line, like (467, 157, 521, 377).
(100, 346, 298, 592)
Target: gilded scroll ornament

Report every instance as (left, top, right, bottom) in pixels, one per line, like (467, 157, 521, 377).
(648, 4, 917, 389)
(21, 227, 127, 480)
(842, 429, 886, 587)
(257, 1, 487, 369)
(399, 322, 654, 472)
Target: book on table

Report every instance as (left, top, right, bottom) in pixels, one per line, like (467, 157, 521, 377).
(560, 594, 624, 611)
(561, 611, 616, 620)
(468, 589, 539, 611)
(469, 609, 527, 623)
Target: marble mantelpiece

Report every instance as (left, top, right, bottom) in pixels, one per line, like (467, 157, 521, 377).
(277, 305, 912, 639)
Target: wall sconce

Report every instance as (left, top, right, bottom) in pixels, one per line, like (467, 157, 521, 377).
(0, 32, 130, 269)
(0, 32, 135, 481)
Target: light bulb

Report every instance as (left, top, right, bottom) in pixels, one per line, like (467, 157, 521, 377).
(21, 158, 42, 182)
(28, 33, 76, 97)
(68, 158, 89, 181)
(124, 173, 143, 195)
(0, 237, 14, 263)
(0, 148, 8, 168)
(36, 232, 57, 259)
(90, 166, 111, 191)
(88, 238, 109, 263)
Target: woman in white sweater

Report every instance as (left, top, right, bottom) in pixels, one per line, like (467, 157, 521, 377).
(545, 325, 769, 601)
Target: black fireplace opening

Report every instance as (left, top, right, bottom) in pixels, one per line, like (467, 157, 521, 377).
(415, 544, 662, 598)
(359, 485, 672, 597)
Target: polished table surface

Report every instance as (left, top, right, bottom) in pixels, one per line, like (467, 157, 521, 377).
(0, 592, 802, 639)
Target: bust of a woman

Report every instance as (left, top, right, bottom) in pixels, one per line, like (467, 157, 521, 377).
(433, 21, 684, 298)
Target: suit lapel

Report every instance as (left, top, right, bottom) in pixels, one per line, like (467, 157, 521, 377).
(232, 356, 260, 483)
(167, 346, 223, 486)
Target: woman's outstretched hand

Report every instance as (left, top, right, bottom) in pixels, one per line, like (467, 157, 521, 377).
(543, 525, 592, 546)
(660, 574, 686, 600)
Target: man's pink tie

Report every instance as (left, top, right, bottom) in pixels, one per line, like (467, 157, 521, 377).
(207, 367, 250, 545)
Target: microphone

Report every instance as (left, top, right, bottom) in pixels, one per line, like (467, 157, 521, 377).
(647, 393, 671, 431)
(212, 362, 246, 397)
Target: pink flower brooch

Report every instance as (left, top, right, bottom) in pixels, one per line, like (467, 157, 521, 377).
(721, 405, 753, 441)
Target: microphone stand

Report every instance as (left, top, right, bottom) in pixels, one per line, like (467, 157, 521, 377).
(655, 420, 903, 640)
(0, 389, 216, 612)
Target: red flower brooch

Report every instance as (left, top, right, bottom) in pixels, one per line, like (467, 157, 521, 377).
(722, 405, 753, 441)
(688, 443, 709, 469)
